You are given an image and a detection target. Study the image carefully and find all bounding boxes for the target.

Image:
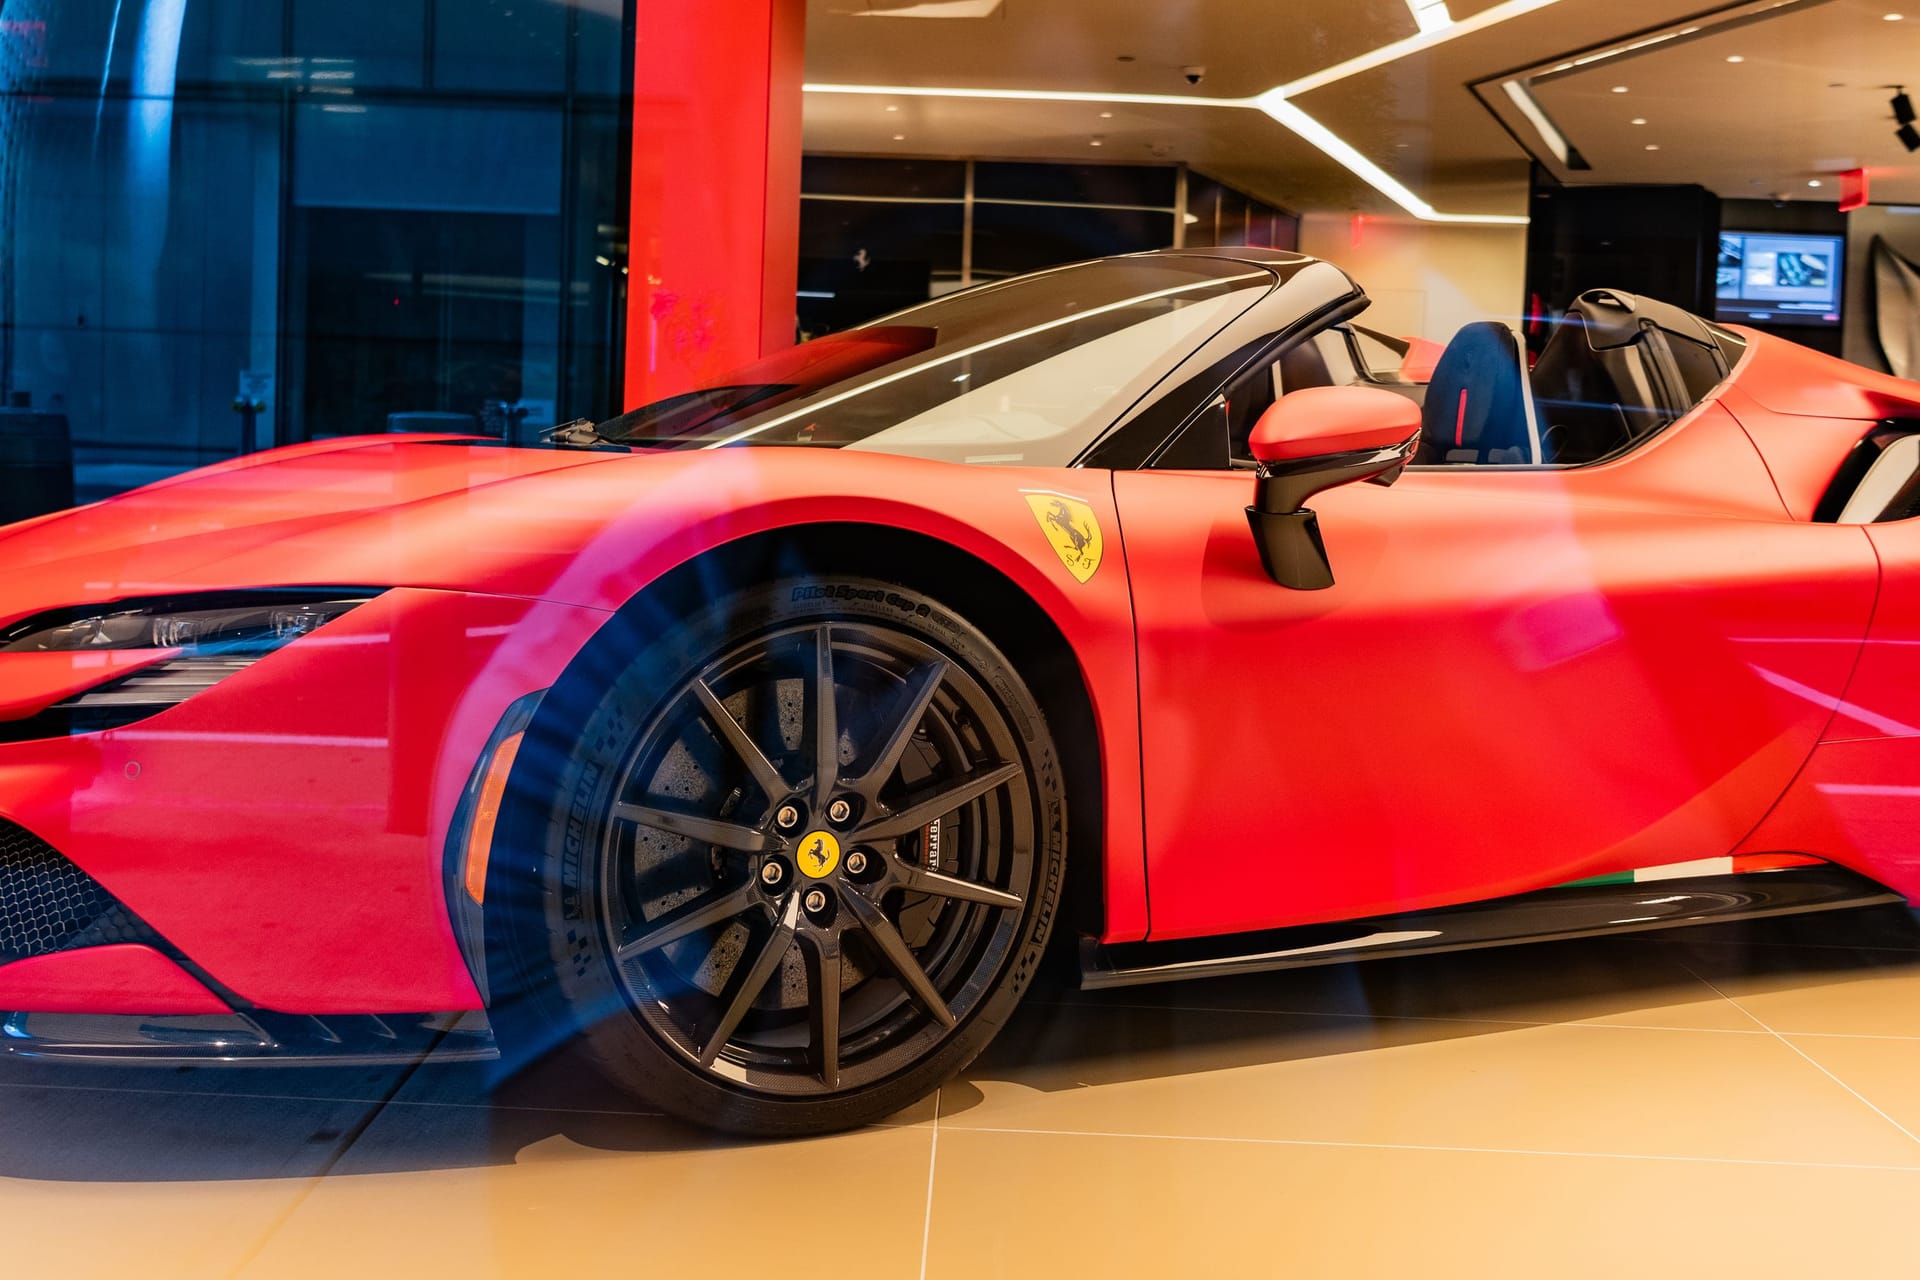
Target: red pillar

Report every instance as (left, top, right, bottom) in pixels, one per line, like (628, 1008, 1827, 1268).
(625, 0, 805, 409)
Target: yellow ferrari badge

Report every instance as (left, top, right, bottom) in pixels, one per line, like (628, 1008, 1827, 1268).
(1024, 492, 1103, 584)
(796, 830, 842, 879)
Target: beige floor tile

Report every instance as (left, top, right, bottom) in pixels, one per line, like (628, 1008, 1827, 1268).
(1055, 935, 1754, 1031)
(942, 1001, 1920, 1166)
(2, 1178, 331, 1279)
(0, 1081, 386, 1277)
(236, 1106, 935, 1279)
(1781, 1033, 1920, 1142)
(4, 913, 1914, 1278)
(924, 1128, 1920, 1280)
(1659, 945, 1920, 1038)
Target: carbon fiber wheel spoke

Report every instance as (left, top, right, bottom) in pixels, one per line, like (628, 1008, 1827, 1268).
(897, 862, 1023, 909)
(811, 625, 840, 807)
(615, 882, 758, 963)
(844, 891, 957, 1029)
(691, 678, 790, 802)
(858, 762, 1022, 841)
(849, 658, 948, 798)
(613, 802, 771, 853)
(698, 894, 801, 1067)
(800, 931, 844, 1089)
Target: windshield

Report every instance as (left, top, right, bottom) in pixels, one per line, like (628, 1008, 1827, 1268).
(594, 257, 1273, 465)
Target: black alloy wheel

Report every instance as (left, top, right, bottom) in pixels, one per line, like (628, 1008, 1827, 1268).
(500, 577, 1067, 1136)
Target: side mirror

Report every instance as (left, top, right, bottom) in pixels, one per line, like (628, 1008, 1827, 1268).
(1245, 386, 1420, 590)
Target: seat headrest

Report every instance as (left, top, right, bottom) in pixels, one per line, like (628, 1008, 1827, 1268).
(1419, 321, 1541, 464)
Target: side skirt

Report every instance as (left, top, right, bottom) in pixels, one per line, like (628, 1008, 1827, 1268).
(1080, 865, 1905, 990)
(0, 1010, 498, 1066)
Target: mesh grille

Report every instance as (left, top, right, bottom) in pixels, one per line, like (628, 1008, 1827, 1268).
(0, 819, 137, 962)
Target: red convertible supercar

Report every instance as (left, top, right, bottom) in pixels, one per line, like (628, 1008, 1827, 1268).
(3, 247, 1919, 1134)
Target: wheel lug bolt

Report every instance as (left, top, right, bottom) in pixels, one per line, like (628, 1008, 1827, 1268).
(827, 799, 852, 824)
(774, 804, 800, 830)
(804, 889, 828, 913)
(845, 851, 868, 875)
(761, 861, 785, 886)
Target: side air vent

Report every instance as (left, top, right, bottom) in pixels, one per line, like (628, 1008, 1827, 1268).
(0, 819, 148, 962)
(1815, 421, 1920, 524)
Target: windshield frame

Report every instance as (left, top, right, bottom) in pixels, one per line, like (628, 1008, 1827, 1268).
(594, 253, 1288, 466)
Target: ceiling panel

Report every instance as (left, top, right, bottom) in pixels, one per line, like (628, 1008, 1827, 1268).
(802, 0, 1920, 216)
(804, 0, 1422, 99)
(1530, 0, 1920, 201)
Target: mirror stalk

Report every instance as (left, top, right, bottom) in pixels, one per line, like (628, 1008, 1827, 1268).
(1245, 434, 1417, 590)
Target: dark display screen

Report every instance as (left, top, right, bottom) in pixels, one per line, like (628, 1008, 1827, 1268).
(1714, 231, 1844, 326)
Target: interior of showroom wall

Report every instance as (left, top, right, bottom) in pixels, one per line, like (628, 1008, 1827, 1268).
(797, 0, 1920, 365)
(1297, 214, 1526, 340)
(1844, 205, 1920, 370)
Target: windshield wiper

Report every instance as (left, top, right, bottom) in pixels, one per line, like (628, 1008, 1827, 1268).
(543, 418, 629, 451)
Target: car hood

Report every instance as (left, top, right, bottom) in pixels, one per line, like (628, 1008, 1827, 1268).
(0, 436, 622, 618)
(0, 431, 1099, 635)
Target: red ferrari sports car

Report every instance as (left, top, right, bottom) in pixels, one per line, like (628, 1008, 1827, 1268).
(3, 247, 1918, 1135)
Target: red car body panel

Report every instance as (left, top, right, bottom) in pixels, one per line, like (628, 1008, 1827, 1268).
(0, 945, 228, 1015)
(1710, 334, 1920, 901)
(0, 445, 1147, 1011)
(1739, 736, 1920, 896)
(4, 305, 1920, 1016)
(0, 589, 609, 1012)
(1119, 397, 1879, 940)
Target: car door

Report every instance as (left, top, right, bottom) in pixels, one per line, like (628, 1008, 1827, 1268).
(1112, 397, 1879, 942)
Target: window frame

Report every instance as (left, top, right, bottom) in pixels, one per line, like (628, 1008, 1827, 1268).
(1119, 298, 1752, 476)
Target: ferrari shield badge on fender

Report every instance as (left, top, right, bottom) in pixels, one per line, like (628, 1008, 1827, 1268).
(1023, 491, 1103, 584)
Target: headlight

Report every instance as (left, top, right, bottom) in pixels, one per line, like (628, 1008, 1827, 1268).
(2, 593, 377, 655)
(0, 591, 382, 738)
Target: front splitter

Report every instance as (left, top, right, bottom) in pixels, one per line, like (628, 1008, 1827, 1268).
(0, 1008, 498, 1066)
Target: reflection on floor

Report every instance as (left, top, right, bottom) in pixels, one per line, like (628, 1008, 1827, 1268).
(8, 907, 1920, 1278)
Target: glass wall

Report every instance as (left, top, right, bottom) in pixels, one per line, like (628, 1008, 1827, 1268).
(0, 0, 631, 502)
(797, 156, 1298, 339)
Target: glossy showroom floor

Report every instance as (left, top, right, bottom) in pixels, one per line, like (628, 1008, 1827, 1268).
(7, 908, 1920, 1278)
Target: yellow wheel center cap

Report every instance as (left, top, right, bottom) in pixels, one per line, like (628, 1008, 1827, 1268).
(796, 830, 842, 879)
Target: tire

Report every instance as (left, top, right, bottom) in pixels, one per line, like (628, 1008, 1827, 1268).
(491, 574, 1067, 1136)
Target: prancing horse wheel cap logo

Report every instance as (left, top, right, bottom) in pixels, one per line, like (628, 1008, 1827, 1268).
(797, 830, 842, 879)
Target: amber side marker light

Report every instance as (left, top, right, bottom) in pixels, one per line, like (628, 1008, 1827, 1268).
(463, 730, 524, 904)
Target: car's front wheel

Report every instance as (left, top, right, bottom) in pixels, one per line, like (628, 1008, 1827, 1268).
(499, 576, 1066, 1136)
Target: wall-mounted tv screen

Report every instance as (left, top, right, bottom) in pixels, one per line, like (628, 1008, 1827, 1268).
(1715, 231, 1844, 326)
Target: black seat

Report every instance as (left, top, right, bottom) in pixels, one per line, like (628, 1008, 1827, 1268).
(1417, 321, 1542, 465)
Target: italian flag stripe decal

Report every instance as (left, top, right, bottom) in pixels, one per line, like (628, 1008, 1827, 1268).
(1559, 854, 1824, 890)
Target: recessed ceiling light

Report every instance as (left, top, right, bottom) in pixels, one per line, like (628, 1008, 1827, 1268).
(892, 133, 906, 141)
(1090, 138, 1104, 146)
(1406, 0, 1456, 32)
(1725, 54, 1745, 63)
(1809, 178, 1822, 187)
(885, 104, 899, 112)
(1886, 12, 1904, 19)
(1644, 143, 1660, 150)
(1631, 117, 1647, 124)
(1611, 85, 1629, 93)
(1099, 110, 1113, 118)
